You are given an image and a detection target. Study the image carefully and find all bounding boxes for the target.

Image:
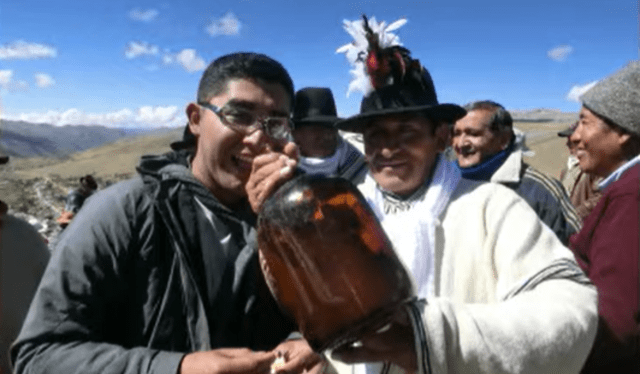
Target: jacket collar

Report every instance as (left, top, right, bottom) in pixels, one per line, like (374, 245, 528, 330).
(137, 150, 254, 223)
(490, 148, 523, 184)
(599, 153, 640, 190)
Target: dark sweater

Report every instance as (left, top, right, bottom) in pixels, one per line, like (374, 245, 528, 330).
(570, 164, 640, 373)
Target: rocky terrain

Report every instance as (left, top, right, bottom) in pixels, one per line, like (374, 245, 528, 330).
(1, 126, 182, 246)
(0, 171, 130, 246)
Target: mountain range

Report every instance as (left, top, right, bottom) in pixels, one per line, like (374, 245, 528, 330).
(0, 120, 178, 158)
(1, 108, 577, 159)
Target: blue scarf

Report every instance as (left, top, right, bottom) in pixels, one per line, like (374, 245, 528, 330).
(455, 140, 515, 181)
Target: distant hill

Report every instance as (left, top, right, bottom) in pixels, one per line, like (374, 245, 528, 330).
(9, 119, 573, 181)
(11, 127, 183, 179)
(0, 120, 177, 158)
(3, 108, 577, 181)
(510, 109, 578, 123)
(1, 109, 577, 158)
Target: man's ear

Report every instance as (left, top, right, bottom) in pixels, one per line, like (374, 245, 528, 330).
(186, 103, 201, 136)
(500, 130, 512, 150)
(618, 132, 634, 158)
(618, 132, 631, 145)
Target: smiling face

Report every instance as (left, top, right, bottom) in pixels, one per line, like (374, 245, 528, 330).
(363, 113, 448, 196)
(187, 78, 291, 206)
(452, 109, 511, 168)
(571, 106, 630, 178)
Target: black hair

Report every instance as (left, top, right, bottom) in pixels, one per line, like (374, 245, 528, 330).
(463, 100, 513, 134)
(197, 52, 294, 109)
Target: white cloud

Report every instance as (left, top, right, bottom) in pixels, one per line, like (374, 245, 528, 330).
(129, 46, 205, 73)
(4, 106, 185, 128)
(566, 81, 599, 102)
(174, 49, 206, 73)
(0, 70, 29, 91)
(0, 70, 13, 88)
(206, 12, 241, 36)
(161, 52, 174, 65)
(128, 8, 159, 22)
(125, 41, 159, 59)
(34, 73, 55, 88)
(136, 106, 182, 124)
(13, 80, 29, 92)
(0, 40, 57, 60)
(547, 45, 574, 62)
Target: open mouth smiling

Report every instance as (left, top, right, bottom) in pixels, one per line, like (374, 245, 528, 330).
(457, 147, 475, 157)
(375, 158, 407, 169)
(233, 154, 254, 171)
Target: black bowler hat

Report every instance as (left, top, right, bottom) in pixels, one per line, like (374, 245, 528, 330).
(170, 123, 196, 151)
(292, 87, 342, 128)
(335, 16, 465, 133)
(557, 122, 578, 138)
(80, 175, 98, 191)
(336, 69, 466, 133)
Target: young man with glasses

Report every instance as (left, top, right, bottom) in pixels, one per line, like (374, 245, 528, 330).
(11, 53, 321, 374)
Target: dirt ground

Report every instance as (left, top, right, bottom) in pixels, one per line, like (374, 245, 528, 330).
(515, 121, 571, 179)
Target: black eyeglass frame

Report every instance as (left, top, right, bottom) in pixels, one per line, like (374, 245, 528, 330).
(198, 101, 292, 141)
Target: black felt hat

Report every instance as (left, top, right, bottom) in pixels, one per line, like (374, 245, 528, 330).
(170, 123, 196, 151)
(80, 175, 98, 191)
(292, 87, 342, 128)
(336, 68, 466, 133)
(557, 122, 578, 138)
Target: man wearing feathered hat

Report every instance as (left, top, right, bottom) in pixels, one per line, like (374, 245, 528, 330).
(452, 100, 581, 244)
(569, 61, 640, 373)
(291, 87, 367, 183)
(321, 15, 597, 374)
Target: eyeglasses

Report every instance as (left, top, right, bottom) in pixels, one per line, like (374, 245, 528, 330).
(199, 102, 292, 141)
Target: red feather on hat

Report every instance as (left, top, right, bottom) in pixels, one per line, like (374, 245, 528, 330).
(362, 15, 408, 90)
(337, 15, 409, 96)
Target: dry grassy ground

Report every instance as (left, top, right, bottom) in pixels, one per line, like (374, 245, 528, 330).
(7, 121, 571, 181)
(10, 128, 183, 179)
(515, 121, 571, 179)
(0, 121, 572, 243)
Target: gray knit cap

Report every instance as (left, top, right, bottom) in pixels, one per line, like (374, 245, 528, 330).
(580, 61, 640, 136)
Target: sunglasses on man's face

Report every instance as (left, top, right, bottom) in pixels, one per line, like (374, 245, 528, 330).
(199, 102, 292, 141)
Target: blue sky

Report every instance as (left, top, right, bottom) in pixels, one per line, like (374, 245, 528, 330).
(0, 0, 637, 128)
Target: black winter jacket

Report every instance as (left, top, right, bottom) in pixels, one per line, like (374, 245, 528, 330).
(11, 151, 295, 374)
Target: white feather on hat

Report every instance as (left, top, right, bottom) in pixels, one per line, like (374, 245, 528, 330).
(336, 16, 407, 97)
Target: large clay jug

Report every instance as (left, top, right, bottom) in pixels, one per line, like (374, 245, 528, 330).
(257, 174, 413, 352)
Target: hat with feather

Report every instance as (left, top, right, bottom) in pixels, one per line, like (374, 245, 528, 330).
(335, 15, 465, 133)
